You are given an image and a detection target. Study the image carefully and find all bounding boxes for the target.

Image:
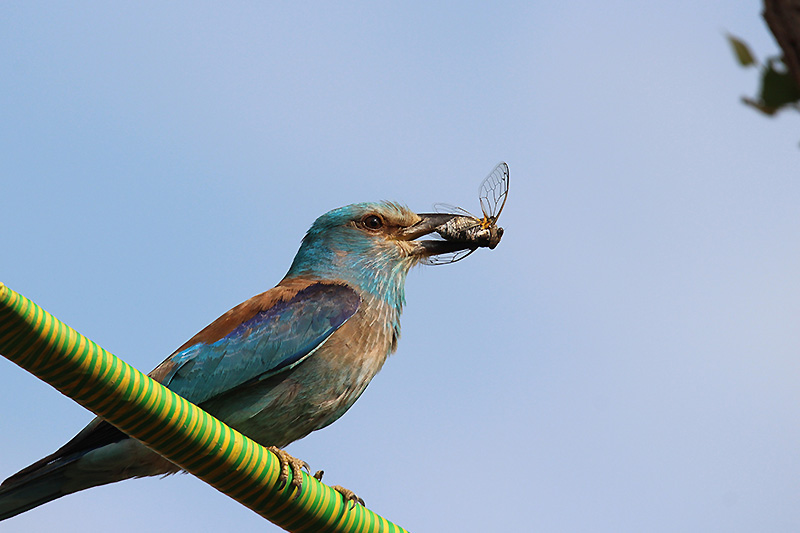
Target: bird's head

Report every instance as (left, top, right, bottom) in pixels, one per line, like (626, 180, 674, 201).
(284, 201, 472, 306)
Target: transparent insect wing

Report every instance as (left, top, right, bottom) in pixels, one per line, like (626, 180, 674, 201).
(433, 202, 476, 218)
(422, 247, 476, 266)
(478, 162, 509, 221)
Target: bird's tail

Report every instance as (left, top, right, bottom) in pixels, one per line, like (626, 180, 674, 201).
(0, 418, 177, 521)
(0, 417, 125, 521)
(0, 451, 94, 521)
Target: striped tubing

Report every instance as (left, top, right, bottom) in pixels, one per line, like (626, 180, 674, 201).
(0, 284, 409, 533)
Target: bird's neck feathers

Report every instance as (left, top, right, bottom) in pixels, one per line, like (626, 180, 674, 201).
(283, 222, 415, 318)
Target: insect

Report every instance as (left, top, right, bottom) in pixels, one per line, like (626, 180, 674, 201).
(425, 161, 509, 265)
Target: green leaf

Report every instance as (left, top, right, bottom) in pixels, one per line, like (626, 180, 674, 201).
(727, 34, 757, 67)
(742, 97, 779, 116)
(760, 58, 800, 109)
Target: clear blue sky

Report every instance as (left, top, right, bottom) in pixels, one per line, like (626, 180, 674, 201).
(2, 2, 799, 532)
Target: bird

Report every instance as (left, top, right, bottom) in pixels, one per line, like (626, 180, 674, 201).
(0, 201, 479, 521)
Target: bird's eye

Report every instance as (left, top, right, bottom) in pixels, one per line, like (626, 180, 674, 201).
(362, 214, 384, 230)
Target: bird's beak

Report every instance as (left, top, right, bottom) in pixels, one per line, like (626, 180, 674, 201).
(400, 213, 476, 257)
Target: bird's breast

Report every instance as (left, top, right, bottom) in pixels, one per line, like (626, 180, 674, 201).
(296, 297, 397, 419)
(203, 296, 399, 447)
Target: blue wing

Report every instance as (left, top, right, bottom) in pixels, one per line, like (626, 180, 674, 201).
(161, 283, 360, 405)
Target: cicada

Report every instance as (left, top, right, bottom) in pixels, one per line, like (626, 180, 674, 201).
(425, 162, 509, 265)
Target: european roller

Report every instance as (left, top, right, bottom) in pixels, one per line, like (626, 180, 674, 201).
(0, 200, 502, 521)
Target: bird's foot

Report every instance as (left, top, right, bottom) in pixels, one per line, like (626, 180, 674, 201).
(314, 470, 365, 509)
(268, 446, 309, 494)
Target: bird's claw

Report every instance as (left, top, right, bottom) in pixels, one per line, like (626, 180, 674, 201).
(268, 446, 309, 494)
(313, 470, 365, 509)
(332, 485, 365, 509)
